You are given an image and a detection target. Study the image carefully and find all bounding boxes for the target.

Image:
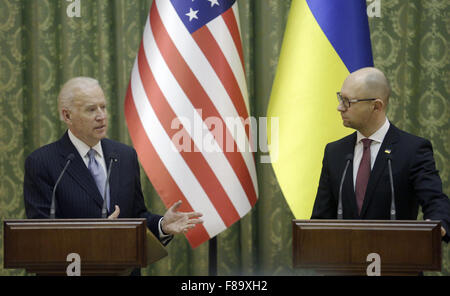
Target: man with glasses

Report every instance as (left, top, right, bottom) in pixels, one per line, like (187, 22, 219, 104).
(311, 67, 449, 242)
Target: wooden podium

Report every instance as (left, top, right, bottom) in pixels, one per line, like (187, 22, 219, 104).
(293, 220, 442, 275)
(3, 218, 168, 276)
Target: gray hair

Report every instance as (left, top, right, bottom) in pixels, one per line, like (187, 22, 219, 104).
(58, 77, 101, 121)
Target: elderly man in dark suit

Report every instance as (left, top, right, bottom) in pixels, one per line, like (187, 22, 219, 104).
(311, 67, 449, 242)
(24, 77, 203, 246)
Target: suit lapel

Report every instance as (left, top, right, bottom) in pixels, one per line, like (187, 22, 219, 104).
(359, 124, 399, 218)
(57, 131, 105, 209)
(101, 139, 120, 215)
(341, 133, 360, 218)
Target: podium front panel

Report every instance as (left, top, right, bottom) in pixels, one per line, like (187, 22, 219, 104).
(293, 220, 441, 275)
(4, 219, 147, 275)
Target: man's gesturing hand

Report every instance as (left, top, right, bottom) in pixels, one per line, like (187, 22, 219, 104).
(161, 201, 203, 235)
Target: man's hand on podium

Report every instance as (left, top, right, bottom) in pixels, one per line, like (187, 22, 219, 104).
(161, 200, 203, 235)
(108, 205, 120, 219)
(426, 219, 446, 237)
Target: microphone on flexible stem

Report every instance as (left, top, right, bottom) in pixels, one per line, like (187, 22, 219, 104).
(102, 153, 118, 218)
(50, 153, 75, 219)
(338, 153, 353, 219)
(385, 151, 396, 220)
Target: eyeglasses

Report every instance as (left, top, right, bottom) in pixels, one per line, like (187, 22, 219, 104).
(337, 92, 377, 109)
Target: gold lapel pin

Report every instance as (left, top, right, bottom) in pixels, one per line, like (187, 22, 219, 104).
(384, 149, 391, 154)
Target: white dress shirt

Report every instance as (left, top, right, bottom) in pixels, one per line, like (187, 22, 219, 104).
(353, 118, 390, 189)
(67, 129, 171, 240)
(68, 129, 107, 175)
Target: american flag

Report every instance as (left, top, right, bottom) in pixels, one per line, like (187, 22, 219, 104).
(124, 0, 258, 248)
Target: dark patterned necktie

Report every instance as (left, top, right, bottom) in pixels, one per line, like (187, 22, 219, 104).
(355, 138, 372, 215)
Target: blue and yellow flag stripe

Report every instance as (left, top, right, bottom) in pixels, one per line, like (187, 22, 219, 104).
(307, 0, 373, 72)
(267, 0, 373, 219)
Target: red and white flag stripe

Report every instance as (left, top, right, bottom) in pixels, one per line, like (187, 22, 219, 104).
(125, 0, 257, 248)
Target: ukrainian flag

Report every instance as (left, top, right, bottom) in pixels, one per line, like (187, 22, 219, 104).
(267, 0, 374, 219)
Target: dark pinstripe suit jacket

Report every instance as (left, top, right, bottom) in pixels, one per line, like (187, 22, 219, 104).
(24, 131, 163, 240)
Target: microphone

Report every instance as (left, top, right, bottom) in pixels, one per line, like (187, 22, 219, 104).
(50, 153, 75, 219)
(337, 153, 353, 219)
(102, 153, 118, 218)
(385, 151, 396, 220)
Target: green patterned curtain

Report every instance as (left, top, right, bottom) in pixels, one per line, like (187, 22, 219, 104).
(0, 0, 448, 276)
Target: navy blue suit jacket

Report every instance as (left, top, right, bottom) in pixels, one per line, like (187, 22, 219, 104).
(311, 124, 450, 242)
(24, 131, 164, 240)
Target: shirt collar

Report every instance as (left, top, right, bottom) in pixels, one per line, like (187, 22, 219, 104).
(356, 117, 390, 144)
(68, 129, 104, 159)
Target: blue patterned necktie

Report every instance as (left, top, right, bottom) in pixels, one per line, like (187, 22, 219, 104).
(87, 149, 110, 212)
